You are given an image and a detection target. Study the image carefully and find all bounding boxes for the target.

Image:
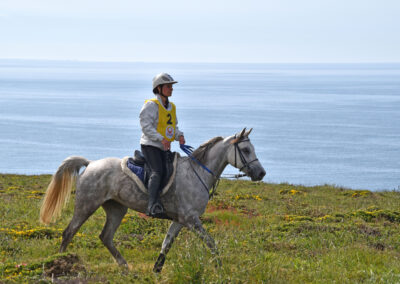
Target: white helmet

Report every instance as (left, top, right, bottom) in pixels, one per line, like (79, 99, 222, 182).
(152, 73, 178, 94)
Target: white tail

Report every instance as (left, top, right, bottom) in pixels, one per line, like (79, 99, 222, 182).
(39, 156, 89, 224)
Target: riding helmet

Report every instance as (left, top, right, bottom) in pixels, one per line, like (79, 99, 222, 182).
(152, 73, 178, 94)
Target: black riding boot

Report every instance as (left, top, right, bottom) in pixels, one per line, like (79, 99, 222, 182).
(146, 173, 164, 216)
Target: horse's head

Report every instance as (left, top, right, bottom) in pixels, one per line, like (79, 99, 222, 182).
(227, 128, 266, 181)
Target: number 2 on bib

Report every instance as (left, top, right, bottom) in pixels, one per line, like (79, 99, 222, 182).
(167, 114, 173, 125)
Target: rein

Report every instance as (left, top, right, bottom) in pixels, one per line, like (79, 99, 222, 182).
(180, 144, 220, 199)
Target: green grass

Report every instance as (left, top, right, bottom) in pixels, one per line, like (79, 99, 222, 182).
(1, 174, 400, 283)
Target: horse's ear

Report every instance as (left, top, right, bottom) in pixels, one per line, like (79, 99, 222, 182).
(231, 128, 246, 144)
(245, 128, 253, 137)
(239, 128, 246, 138)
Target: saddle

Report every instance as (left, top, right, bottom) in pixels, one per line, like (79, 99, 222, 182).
(121, 150, 178, 196)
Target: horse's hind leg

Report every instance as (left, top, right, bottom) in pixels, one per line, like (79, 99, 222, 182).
(59, 199, 102, 253)
(100, 200, 128, 266)
(153, 222, 183, 273)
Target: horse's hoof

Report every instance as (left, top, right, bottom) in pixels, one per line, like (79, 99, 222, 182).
(153, 253, 165, 273)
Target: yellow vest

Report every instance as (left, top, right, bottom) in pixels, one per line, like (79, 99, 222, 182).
(146, 98, 177, 142)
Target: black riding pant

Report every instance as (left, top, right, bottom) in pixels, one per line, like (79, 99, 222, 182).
(141, 145, 167, 195)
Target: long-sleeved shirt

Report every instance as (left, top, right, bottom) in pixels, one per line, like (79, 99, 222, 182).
(139, 95, 184, 150)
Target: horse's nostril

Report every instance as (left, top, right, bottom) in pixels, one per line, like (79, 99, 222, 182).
(258, 170, 266, 180)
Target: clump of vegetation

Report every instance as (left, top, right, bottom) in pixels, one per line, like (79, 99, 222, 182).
(317, 214, 344, 222)
(284, 215, 313, 222)
(342, 189, 373, 198)
(352, 209, 400, 223)
(234, 193, 263, 200)
(0, 227, 61, 239)
(1, 175, 400, 283)
(279, 189, 305, 195)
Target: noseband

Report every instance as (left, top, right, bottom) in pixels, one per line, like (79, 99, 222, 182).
(234, 138, 259, 172)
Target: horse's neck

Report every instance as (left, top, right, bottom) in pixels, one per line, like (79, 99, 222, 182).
(203, 141, 229, 178)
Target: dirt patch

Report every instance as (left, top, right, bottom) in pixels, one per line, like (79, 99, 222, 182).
(371, 242, 385, 251)
(44, 254, 85, 278)
(202, 204, 259, 227)
(207, 203, 259, 217)
(237, 206, 260, 217)
(207, 203, 237, 213)
(138, 212, 150, 219)
(264, 241, 297, 252)
(357, 224, 381, 236)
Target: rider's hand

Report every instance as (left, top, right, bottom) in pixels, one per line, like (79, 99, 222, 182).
(179, 135, 185, 145)
(161, 138, 171, 150)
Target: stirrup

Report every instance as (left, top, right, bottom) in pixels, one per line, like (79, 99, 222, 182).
(147, 203, 164, 217)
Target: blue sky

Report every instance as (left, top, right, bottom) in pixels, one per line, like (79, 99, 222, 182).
(0, 0, 399, 63)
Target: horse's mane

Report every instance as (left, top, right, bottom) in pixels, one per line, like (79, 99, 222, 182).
(192, 136, 224, 164)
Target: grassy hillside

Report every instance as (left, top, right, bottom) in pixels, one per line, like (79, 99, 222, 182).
(1, 174, 400, 283)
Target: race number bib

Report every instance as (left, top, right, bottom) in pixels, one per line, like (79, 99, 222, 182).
(145, 98, 177, 142)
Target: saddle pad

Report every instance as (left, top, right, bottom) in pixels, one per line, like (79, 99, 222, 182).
(127, 159, 145, 182)
(121, 152, 179, 196)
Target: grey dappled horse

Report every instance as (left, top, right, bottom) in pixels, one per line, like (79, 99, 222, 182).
(40, 128, 266, 272)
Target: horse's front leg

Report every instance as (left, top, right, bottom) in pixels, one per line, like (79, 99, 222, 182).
(153, 221, 183, 273)
(189, 216, 221, 266)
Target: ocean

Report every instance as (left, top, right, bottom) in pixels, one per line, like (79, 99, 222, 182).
(0, 60, 399, 190)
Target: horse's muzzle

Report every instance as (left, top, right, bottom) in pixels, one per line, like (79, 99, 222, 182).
(249, 167, 266, 181)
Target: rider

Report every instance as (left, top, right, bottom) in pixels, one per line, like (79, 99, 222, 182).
(139, 73, 185, 217)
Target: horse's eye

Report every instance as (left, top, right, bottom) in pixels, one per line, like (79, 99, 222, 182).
(242, 148, 250, 154)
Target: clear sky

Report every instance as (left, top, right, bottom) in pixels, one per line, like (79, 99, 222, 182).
(0, 0, 399, 63)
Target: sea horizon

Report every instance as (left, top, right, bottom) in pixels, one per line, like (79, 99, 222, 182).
(2, 58, 400, 65)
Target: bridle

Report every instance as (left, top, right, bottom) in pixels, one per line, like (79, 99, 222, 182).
(233, 138, 259, 172)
